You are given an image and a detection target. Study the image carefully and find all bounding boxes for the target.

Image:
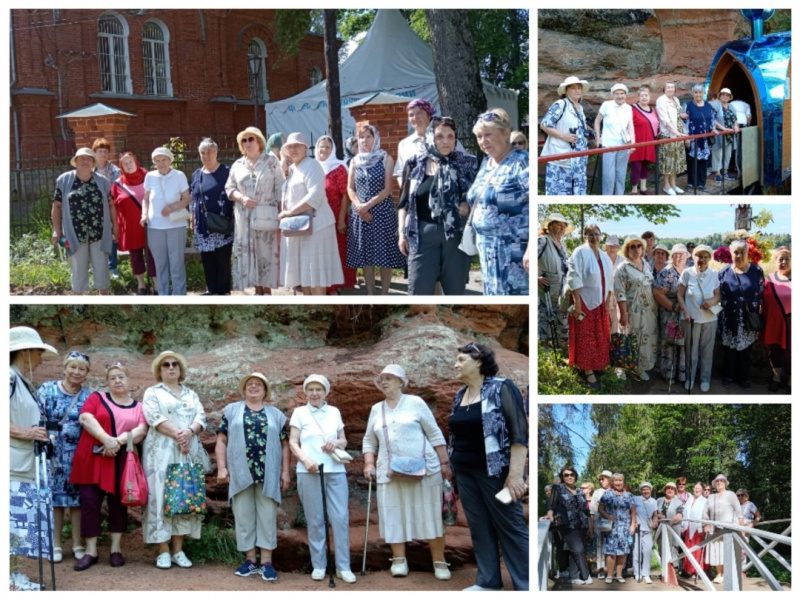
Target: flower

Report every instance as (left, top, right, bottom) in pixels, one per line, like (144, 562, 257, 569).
(714, 245, 732, 264)
(746, 237, 763, 265)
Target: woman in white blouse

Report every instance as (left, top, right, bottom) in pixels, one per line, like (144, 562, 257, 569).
(655, 82, 688, 196)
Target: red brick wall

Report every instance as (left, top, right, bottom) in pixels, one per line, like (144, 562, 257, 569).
(10, 9, 328, 160)
(349, 102, 409, 200)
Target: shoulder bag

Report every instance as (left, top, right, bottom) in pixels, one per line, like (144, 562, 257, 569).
(307, 408, 352, 464)
(733, 269, 764, 332)
(459, 169, 495, 257)
(381, 401, 426, 480)
(199, 172, 234, 235)
(159, 175, 190, 224)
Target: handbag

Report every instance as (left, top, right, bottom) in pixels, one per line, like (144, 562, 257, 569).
(160, 175, 190, 224)
(665, 314, 685, 346)
(250, 203, 280, 232)
(610, 327, 639, 370)
(200, 173, 234, 235)
(307, 408, 353, 464)
(458, 176, 490, 257)
(733, 269, 764, 332)
(442, 479, 458, 526)
(120, 432, 148, 507)
(598, 516, 613, 532)
(381, 400, 427, 480)
(163, 459, 208, 517)
(279, 211, 314, 236)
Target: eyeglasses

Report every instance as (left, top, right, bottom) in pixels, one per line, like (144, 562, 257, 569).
(629, 244, 643, 250)
(563, 473, 576, 478)
(105, 361, 125, 369)
(242, 137, 257, 143)
(68, 351, 90, 363)
(736, 493, 746, 497)
(474, 112, 500, 125)
(161, 361, 180, 368)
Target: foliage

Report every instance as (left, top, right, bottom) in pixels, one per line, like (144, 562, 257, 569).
(182, 517, 241, 566)
(538, 204, 681, 243)
(273, 10, 315, 67)
(164, 138, 188, 172)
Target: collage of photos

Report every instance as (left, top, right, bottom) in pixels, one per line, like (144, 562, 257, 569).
(6, 8, 531, 594)
(536, 7, 792, 595)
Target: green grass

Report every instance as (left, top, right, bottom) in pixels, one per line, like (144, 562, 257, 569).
(538, 342, 630, 395)
(181, 517, 241, 567)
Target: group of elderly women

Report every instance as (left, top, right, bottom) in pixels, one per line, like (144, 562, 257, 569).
(540, 76, 741, 196)
(538, 213, 791, 392)
(544, 469, 756, 586)
(9, 328, 529, 590)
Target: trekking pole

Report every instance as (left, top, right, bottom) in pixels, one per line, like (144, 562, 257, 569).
(318, 464, 335, 588)
(686, 319, 693, 396)
(34, 441, 44, 590)
(40, 449, 57, 591)
(361, 471, 374, 576)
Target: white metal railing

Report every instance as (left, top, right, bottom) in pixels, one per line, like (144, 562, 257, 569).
(537, 520, 553, 591)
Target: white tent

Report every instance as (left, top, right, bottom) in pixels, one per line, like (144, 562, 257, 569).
(266, 9, 519, 144)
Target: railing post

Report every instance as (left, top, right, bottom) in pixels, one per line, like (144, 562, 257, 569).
(654, 143, 660, 194)
(692, 140, 698, 194)
(660, 524, 669, 582)
(722, 531, 743, 591)
(721, 132, 727, 195)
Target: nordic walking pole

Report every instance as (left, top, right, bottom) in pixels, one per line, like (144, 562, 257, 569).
(34, 440, 44, 590)
(361, 470, 375, 576)
(41, 449, 57, 591)
(318, 464, 335, 588)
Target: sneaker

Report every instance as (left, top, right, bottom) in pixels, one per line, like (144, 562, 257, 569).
(571, 579, 585, 585)
(722, 377, 732, 388)
(390, 557, 409, 577)
(463, 585, 503, 591)
(684, 184, 694, 192)
(713, 574, 723, 584)
(715, 175, 723, 182)
(700, 382, 710, 392)
(664, 187, 676, 196)
(234, 560, 261, 577)
(644, 576, 653, 584)
(698, 185, 707, 192)
(584, 576, 593, 585)
(685, 379, 694, 391)
(740, 380, 752, 391)
(110, 268, 120, 279)
(311, 568, 326, 581)
(673, 186, 684, 194)
(559, 570, 570, 579)
(725, 173, 736, 180)
(336, 570, 357, 584)
(261, 563, 278, 581)
(171, 551, 192, 568)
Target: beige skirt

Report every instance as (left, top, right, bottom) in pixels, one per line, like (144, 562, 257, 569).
(376, 471, 444, 544)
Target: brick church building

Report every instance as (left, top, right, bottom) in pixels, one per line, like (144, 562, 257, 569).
(10, 9, 328, 160)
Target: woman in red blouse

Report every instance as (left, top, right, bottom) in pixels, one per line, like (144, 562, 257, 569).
(315, 136, 356, 293)
(761, 246, 791, 392)
(629, 86, 660, 195)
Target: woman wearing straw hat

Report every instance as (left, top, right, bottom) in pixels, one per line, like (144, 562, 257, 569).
(654, 244, 690, 385)
(677, 244, 721, 392)
(540, 76, 591, 195)
(615, 235, 658, 380)
(226, 126, 285, 295)
(51, 147, 115, 294)
(142, 351, 210, 570)
(537, 212, 573, 344)
(216, 372, 290, 581)
(289, 375, 355, 583)
(362, 365, 452, 580)
(141, 147, 191, 295)
(703, 474, 744, 584)
(278, 132, 344, 295)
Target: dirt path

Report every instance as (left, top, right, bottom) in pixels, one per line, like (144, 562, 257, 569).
(627, 370, 786, 396)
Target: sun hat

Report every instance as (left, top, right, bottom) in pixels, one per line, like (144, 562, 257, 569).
(670, 243, 689, 256)
(303, 374, 330, 395)
(639, 481, 653, 491)
(610, 83, 629, 94)
(284, 132, 310, 149)
(621, 235, 646, 258)
(9, 326, 58, 357)
(719, 88, 733, 99)
(151, 147, 174, 162)
(663, 481, 678, 492)
(374, 364, 409, 390)
(692, 244, 713, 259)
(557, 76, 590, 96)
(653, 243, 669, 255)
(236, 126, 267, 148)
(598, 470, 613, 481)
(712, 473, 730, 485)
(603, 235, 621, 249)
(70, 147, 97, 168)
(541, 212, 575, 235)
(238, 372, 272, 397)
(151, 350, 188, 381)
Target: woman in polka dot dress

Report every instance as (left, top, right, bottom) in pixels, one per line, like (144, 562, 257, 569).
(346, 125, 406, 294)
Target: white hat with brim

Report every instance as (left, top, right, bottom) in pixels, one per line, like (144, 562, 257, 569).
(238, 372, 272, 398)
(558, 76, 590, 96)
(712, 473, 730, 485)
(236, 126, 267, 149)
(9, 326, 59, 357)
(719, 88, 733, 99)
(151, 350, 188, 381)
(375, 364, 409, 390)
(693, 244, 713, 259)
(284, 132, 310, 149)
(670, 243, 689, 256)
(70, 147, 97, 168)
(663, 481, 678, 493)
(151, 147, 174, 162)
(622, 236, 646, 258)
(639, 481, 653, 491)
(611, 83, 629, 95)
(603, 235, 621, 249)
(303, 374, 330, 395)
(542, 212, 575, 235)
(598, 470, 613, 481)
(653, 244, 669, 256)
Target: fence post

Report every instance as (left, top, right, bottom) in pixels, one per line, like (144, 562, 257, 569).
(660, 524, 669, 582)
(654, 143, 660, 194)
(722, 531, 743, 591)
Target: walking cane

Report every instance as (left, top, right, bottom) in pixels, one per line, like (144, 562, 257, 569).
(318, 464, 335, 588)
(686, 318, 693, 395)
(34, 438, 57, 591)
(638, 524, 643, 583)
(361, 471, 374, 577)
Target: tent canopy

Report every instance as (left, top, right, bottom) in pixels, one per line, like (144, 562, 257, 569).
(266, 9, 519, 144)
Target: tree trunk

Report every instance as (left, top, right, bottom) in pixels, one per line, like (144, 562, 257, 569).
(735, 204, 752, 231)
(324, 9, 343, 159)
(425, 10, 487, 155)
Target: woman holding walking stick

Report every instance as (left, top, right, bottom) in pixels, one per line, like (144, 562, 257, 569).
(289, 375, 355, 584)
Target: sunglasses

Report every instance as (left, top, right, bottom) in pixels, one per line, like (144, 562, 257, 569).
(161, 361, 180, 368)
(563, 473, 576, 478)
(474, 112, 500, 125)
(736, 493, 746, 497)
(242, 136, 257, 143)
(512, 140, 526, 147)
(68, 351, 90, 363)
(629, 244, 643, 250)
(105, 360, 125, 369)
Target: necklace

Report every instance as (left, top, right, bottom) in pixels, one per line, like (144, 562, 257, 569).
(463, 387, 481, 411)
(60, 380, 81, 395)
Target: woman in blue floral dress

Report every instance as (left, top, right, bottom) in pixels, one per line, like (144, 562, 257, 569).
(468, 108, 529, 296)
(598, 473, 636, 583)
(37, 351, 93, 562)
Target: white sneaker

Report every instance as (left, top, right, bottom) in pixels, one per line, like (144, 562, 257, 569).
(463, 585, 503, 591)
(336, 570, 356, 584)
(700, 382, 710, 392)
(571, 579, 585, 585)
(390, 557, 409, 577)
(644, 576, 653, 584)
(665, 187, 676, 196)
(311, 568, 326, 581)
(584, 576, 593, 585)
(673, 186, 685, 194)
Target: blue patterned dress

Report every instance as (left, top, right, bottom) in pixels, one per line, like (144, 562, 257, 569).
(346, 158, 406, 269)
(599, 489, 635, 555)
(467, 149, 529, 295)
(540, 99, 589, 195)
(37, 380, 91, 507)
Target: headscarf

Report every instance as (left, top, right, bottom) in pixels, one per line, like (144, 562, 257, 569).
(117, 152, 147, 187)
(406, 98, 436, 118)
(315, 135, 347, 176)
(353, 125, 386, 174)
(266, 132, 283, 152)
(344, 136, 358, 164)
(424, 123, 463, 222)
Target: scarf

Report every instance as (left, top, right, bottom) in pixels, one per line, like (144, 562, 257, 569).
(352, 125, 387, 174)
(424, 124, 461, 222)
(315, 135, 347, 176)
(118, 152, 147, 186)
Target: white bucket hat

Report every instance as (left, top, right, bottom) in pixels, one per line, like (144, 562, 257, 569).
(284, 132, 310, 148)
(610, 83, 629, 95)
(603, 235, 621, 249)
(374, 364, 409, 390)
(712, 473, 730, 485)
(693, 244, 713, 259)
(9, 326, 58, 357)
(303, 374, 330, 395)
(151, 147, 174, 162)
(639, 481, 653, 491)
(670, 243, 689, 256)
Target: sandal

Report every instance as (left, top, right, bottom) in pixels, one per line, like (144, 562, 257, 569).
(73, 545, 86, 560)
(171, 551, 193, 568)
(156, 552, 172, 569)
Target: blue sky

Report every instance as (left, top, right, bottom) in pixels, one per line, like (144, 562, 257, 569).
(551, 404, 597, 477)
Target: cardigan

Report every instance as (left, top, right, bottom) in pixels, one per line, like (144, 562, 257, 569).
(55, 170, 113, 256)
(567, 244, 614, 311)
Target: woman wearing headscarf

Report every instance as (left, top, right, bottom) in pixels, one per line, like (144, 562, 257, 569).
(682, 482, 709, 576)
(216, 373, 290, 581)
(540, 76, 591, 195)
(226, 127, 285, 295)
(362, 365, 451, 580)
(398, 117, 478, 295)
(654, 244, 690, 384)
(344, 136, 358, 167)
(69, 362, 148, 570)
(537, 213, 572, 345)
(346, 125, 406, 295)
(37, 351, 93, 563)
(141, 146, 191, 295)
(683, 84, 724, 192)
(289, 375, 355, 583)
(704, 474, 743, 584)
(9, 327, 59, 579)
(267, 132, 289, 179)
(469, 108, 529, 296)
(655, 82, 687, 196)
(654, 482, 684, 573)
(315, 135, 356, 293)
(629, 86, 659, 195)
(615, 236, 658, 381)
(566, 224, 614, 389)
(543, 467, 591, 585)
(190, 138, 234, 295)
(598, 473, 636, 583)
(110, 152, 156, 294)
(761, 246, 791, 393)
(718, 239, 765, 390)
(51, 148, 114, 294)
(142, 351, 210, 569)
(451, 343, 529, 591)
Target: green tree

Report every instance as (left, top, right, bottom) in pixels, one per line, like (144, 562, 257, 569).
(538, 204, 681, 238)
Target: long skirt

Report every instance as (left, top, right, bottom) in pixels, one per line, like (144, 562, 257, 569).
(683, 528, 709, 574)
(376, 472, 444, 544)
(568, 299, 610, 371)
(545, 160, 587, 195)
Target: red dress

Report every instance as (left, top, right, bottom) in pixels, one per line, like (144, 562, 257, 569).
(110, 180, 147, 251)
(568, 258, 611, 371)
(630, 104, 659, 163)
(324, 165, 356, 291)
(761, 272, 791, 348)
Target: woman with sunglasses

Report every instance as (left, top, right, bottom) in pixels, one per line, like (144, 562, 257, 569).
(510, 131, 528, 152)
(468, 108, 529, 295)
(69, 361, 148, 570)
(37, 351, 94, 563)
(544, 467, 592, 585)
(142, 351, 210, 569)
(226, 127, 284, 295)
(398, 116, 478, 295)
(615, 236, 658, 381)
